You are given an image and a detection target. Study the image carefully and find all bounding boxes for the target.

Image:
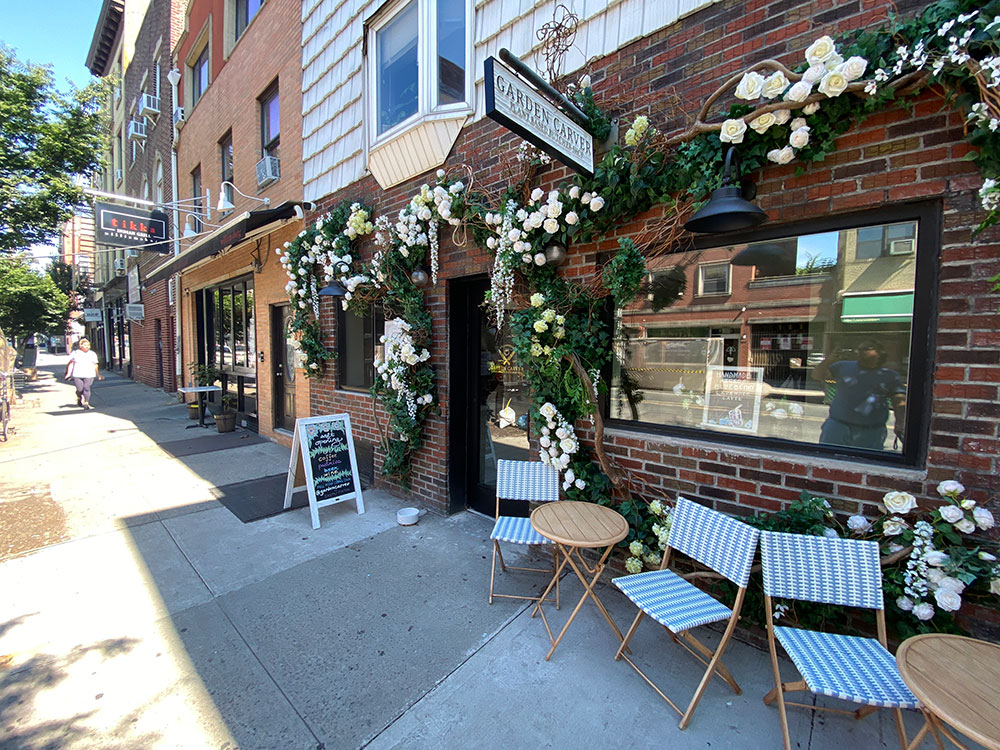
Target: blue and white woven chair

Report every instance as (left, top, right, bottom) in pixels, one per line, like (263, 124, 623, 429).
(759, 531, 919, 750)
(612, 496, 760, 729)
(488, 459, 561, 606)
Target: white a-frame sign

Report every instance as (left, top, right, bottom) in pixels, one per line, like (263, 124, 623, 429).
(283, 414, 365, 529)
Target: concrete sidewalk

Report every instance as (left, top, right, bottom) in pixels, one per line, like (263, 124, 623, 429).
(0, 353, 925, 749)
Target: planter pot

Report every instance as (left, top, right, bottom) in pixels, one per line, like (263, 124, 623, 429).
(187, 403, 200, 420)
(214, 412, 237, 433)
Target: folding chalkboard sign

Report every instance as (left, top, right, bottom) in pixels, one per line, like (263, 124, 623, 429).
(283, 414, 365, 529)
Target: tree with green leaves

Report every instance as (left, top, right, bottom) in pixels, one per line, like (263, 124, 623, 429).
(0, 255, 68, 347)
(0, 45, 106, 253)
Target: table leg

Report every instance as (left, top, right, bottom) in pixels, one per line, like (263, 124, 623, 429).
(543, 543, 623, 661)
(532, 545, 571, 645)
(199, 393, 206, 427)
(926, 712, 967, 750)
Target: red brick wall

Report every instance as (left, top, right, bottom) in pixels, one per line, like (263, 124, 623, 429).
(308, 0, 1000, 520)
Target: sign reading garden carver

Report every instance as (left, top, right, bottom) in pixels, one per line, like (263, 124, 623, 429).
(283, 414, 365, 529)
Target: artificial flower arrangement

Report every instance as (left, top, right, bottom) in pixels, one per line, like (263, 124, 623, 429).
(277, 201, 374, 376)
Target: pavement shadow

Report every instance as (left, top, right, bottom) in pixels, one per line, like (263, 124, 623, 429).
(0, 629, 154, 750)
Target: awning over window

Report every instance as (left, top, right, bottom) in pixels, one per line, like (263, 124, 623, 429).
(144, 201, 301, 287)
(841, 291, 915, 324)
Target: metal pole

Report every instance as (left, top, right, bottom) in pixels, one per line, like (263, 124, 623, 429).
(497, 49, 591, 129)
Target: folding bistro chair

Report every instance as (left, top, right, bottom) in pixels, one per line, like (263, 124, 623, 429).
(612, 496, 761, 729)
(488, 459, 561, 606)
(759, 531, 919, 750)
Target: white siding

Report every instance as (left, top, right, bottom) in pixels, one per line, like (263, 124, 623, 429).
(301, 0, 715, 203)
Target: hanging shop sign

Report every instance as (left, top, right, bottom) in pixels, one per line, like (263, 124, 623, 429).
(124, 303, 145, 321)
(484, 56, 594, 175)
(283, 414, 365, 529)
(94, 201, 170, 252)
(82, 308, 102, 322)
(700, 365, 764, 435)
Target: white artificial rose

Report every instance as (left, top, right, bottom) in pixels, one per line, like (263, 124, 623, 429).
(784, 80, 813, 102)
(974, 507, 995, 529)
(803, 102, 820, 115)
(767, 146, 795, 165)
(735, 71, 765, 100)
(847, 515, 871, 533)
(937, 576, 966, 594)
(789, 126, 811, 149)
(883, 491, 918, 515)
(802, 64, 827, 84)
(791, 117, 807, 131)
(896, 596, 914, 612)
(762, 71, 790, 99)
(530, 187, 544, 202)
(543, 218, 559, 234)
(818, 70, 849, 98)
(805, 35, 838, 66)
(719, 118, 748, 144)
(937, 480, 965, 496)
(565, 211, 579, 225)
(882, 517, 907, 536)
(749, 112, 777, 134)
(589, 196, 605, 211)
(924, 550, 950, 567)
(934, 588, 962, 612)
(823, 527, 840, 539)
(824, 53, 844, 71)
(913, 602, 936, 621)
(961, 498, 977, 509)
(533, 253, 546, 266)
(569, 185, 581, 199)
(838, 56, 868, 81)
(991, 578, 1000, 596)
(773, 109, 791, 124)
(955, 518, 976, 534)
(927, 568, 945, 586)
(939, 504, 964, 523)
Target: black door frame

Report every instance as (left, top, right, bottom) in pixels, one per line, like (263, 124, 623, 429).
(271, 304, 294, 430)
(447, 275, 487, 515)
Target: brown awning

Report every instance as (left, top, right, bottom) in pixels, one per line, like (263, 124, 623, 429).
(144, 201, 301, 287)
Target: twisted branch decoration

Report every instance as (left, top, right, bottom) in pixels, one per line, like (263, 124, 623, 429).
(535, 4, 579, 83)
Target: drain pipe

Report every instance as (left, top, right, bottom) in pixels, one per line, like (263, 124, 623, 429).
(166, 65, 183, 387)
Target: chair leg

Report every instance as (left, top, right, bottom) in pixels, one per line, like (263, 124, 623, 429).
(765, 616, 793, 750)
(677, 631, 741, 694)
(489, 541, 499, 604)
(553, 545, 560, 611)
(615, 609, 646, 661)
(494, 540, 508, 573)
(892, 708, 909, 750)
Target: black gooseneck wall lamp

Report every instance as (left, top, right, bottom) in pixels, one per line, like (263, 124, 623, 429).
(684, 146, 768, 235)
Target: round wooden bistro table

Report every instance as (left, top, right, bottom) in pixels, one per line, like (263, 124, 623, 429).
(529, 501, 629, 661)
(896, 633, 1000, 750)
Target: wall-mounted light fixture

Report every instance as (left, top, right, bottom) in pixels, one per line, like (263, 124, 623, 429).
(685, 147, 767, 234)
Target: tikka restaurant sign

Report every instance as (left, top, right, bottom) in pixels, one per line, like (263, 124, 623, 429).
(484, 56, 594, 175)
(95, 201, 170, 253)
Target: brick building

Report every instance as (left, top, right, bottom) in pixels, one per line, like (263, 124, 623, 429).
(149, 0, 310, 441)
(297, 0, 1000, 533)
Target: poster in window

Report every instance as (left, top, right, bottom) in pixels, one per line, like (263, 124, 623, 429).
(701, 366, 764, 434)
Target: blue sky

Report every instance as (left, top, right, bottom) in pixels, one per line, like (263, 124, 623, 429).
(1, 0, 104, 90)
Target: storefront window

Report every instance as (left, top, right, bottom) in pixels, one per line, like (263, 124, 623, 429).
(339, 304, 385, 389)
(609, 211, 933, 462)
(199, 276, 256, 418)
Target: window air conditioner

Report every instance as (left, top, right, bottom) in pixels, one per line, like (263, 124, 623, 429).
(256, 155, 280, 187)
(139, 93, 160, 117)
(128, 119, 147, 141)
(114, 258, 127, 273)
(173, 106, 185, 128)
(126, 248, 139, 258)
(889, 239, 914, 255)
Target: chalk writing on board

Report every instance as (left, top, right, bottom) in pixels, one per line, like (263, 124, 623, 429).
(304, 419, 354, 502)
(700, 365, 764, 435)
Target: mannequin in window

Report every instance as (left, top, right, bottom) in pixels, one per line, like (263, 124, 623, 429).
(813, 339, 906, 451)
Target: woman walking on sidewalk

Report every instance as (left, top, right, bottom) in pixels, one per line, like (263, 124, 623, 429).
(65, 338, 103, 409)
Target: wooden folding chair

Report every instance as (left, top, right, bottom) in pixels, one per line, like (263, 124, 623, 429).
(488, 459, 561, 607)
(759, 531, 919, 750)
(612, 496, 760, 729)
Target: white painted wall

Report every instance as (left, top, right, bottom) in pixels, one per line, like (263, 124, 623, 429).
(300, 0, 714, 203)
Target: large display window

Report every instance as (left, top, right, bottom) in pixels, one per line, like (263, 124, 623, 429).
(607, 204, 939, 465)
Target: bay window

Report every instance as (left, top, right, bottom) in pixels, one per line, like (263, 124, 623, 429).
(367, 0, 472, 143)
(607, 204, 939, 466)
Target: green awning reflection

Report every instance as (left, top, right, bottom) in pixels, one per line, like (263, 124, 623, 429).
(841, 291, 915, 324)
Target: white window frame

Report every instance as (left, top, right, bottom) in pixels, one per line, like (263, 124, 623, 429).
(365, 0, 474, 148)
(697, 262, 731, 297)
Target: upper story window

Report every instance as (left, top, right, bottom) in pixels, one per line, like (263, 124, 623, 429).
(260, 83, 279, 159)
(155, 158, 164, 204)
(219, 130, 234, 203)
(191, 166, 203, 234)
(191, 45, 210, 104)
(856, 221, 917, 259)
(367, 0, 471, 142)
(607, 205, 937, 467)
(235, 0, 262, 39)
(697, 262, 731, 296)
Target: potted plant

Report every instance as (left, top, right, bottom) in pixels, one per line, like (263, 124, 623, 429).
(187, 363, 219, 420)
(214, 394, 238, 433)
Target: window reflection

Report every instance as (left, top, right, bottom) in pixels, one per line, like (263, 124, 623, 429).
(610, 220, 918, 455)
